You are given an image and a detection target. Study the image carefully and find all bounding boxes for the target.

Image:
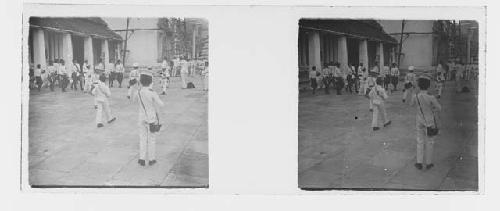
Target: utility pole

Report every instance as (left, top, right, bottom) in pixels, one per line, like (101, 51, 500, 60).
(122, 18, 130, 66)
(397, 20, 405, 67)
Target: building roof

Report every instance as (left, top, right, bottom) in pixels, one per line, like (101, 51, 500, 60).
(299, 19, 397, 44)
(29, 17, 122, 41)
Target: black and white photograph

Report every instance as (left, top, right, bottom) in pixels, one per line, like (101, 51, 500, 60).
(298, 19, 479, 190)
(25, 16, 209, 187)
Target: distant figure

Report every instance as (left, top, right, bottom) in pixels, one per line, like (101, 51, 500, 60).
(402, 66, 416, 103)
(127, 63, 140, 99)
(180, 57, 189, 89)
(369, 77, 391, 131)
(91, 74, 116, 128)
(435, 72, 445, 98)
(333, 62, 344, 95)
(410, 76, 441, 170)
(115, 60, 125, 88)
(390, 63, 400, 91)
(309, 66, 318, 95)
(202, 61, 209, 91)
(34, 64, 43, 91)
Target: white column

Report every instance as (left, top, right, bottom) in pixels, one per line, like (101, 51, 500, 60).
(84, 36, 94, 67)
(377, 42, 384, 69)
(62, 33, 73, 64)
(337, 36, 348, 66)
(33, 29, 47, 68)
(102, 39, 109, 67)
(359, 39, 368, 68)
(329, 36, 335, 63)
(192, 25, 197, 59)
(308, 31, 321, 70)
(467, 29, 472, 64)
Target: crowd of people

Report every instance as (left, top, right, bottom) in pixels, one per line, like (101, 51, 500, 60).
(307, 58, 478, 171)
(29, 55, 209, 167)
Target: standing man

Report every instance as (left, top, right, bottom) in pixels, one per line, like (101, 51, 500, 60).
(115, 60, 125, 88)
(70, 59, 80, 91)
(91, 74, 116, 128)
(309, 66, 318, 95)
(333, 62, 344, 95)
(34, 64, 43, 91)
(160, 61, 170, 95)
(402, 66, 417, 103)
(180, 56, 189, 89)
(127, 63, 140, 99)
(131, 70, 164, 166)
(390, 63, 400, 91)
(59, 59, 68, 92)
(369, 77, 391, 131)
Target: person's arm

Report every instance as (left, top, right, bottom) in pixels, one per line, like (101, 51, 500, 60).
(153, 92, 165, 107)
(431, 96, 442, 112)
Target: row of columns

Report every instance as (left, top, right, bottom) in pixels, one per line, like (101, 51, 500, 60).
(31, 28, 111, 69)
(306, 31, 389, 71)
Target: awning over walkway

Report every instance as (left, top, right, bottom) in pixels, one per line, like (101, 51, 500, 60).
(29, 17, 122, 41)
(299, 19, 397, 44)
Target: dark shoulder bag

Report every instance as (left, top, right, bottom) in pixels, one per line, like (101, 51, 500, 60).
(138, 89, 162, 133)
(416, 94, 439, 137)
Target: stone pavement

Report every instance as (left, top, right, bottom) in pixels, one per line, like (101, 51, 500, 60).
(298, 80, 478, 190)
(28, 75, 208, 187)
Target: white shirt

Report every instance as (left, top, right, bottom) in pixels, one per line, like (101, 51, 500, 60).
(390, 67, 399, 76)
(115, 63, 124, 73)
(134, 86, 164, 124)
(34, 68, 42, 77)
(369, 85, 388, 105)
(92, 81, 111, 102)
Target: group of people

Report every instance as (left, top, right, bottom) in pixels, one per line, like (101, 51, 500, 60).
(30, 55, 209, 167)
(308, 58, 477, 171)
(308, 62, 401, 96)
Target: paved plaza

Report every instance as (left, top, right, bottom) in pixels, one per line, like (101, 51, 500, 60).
(28, 75, 208, 187)
(298, 80, 478, 190)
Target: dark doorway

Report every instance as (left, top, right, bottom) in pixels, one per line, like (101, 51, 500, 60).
(347, 38, 359, 67)
(72, 35, 84, 69)
(92, 38, 103, 65)
(368, 41, 377, 68)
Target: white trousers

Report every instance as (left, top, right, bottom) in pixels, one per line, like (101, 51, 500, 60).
(372, 102, 388, 127)
(96, 100, 112, 124)
(436, 83, 443, 96)
(139, 123, 156, 161)
(181, 72, 187, 88)
(416, 122, 435, 164)
(403, 87, 413, 101)
(161, 78, 169, 93)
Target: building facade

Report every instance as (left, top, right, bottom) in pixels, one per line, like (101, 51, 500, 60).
(28, 17, 122, 70)
(378, 20, 478, 71)
(298, 19, 397, 83)
(104, 18, 209, 68)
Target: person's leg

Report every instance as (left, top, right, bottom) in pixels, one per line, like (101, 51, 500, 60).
(416, 123, 425, 164)
(425, 136, 435, 166)
(381, 103, 390, 125)
(103, 100, 114, 122)
(95, 102, 103, 126)
(138, 124, 147, 164)
(147, 132, 156, 163)
(372, 104, 379, 128)
(369, 98, 373, 111)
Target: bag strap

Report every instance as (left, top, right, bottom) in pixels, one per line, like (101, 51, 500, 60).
(138, 88, 159, 124)
(415, 94, 428, 126)
(416, 94, 437, 127)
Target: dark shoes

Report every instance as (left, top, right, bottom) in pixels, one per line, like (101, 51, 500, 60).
(426, 164, 434, 170)
(97, 123, 104, 128)
(402, 99, 406, 103)
(108, 117, 116, 124)
(138, 159, 146, 166)
(414, 163, 423, 170)
(415, 163, 434, 170)
(369, 109, 373, 112)
(373, 127, 380, 131)
(383, 121, 392, 127)
(149, 160, 157, 166)
(162, 91, 166, 95)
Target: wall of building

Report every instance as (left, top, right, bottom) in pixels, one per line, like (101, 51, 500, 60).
(379, 20, 435, 70)
(104, 18, 159, 67)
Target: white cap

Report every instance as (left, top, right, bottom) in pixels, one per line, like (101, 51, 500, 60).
(408, 66, 415, 71)
(133, 63, 139, 67)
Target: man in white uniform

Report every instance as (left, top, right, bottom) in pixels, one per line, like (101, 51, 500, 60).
(180, 57, 189, 89)
(127, 63, 140, 99)
(131, 70, 164, 166)
(91, 74, 116, 128)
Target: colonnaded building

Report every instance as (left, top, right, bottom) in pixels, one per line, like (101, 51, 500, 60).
(28, 17, 123, 71)
(298, 19, 398, 85)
